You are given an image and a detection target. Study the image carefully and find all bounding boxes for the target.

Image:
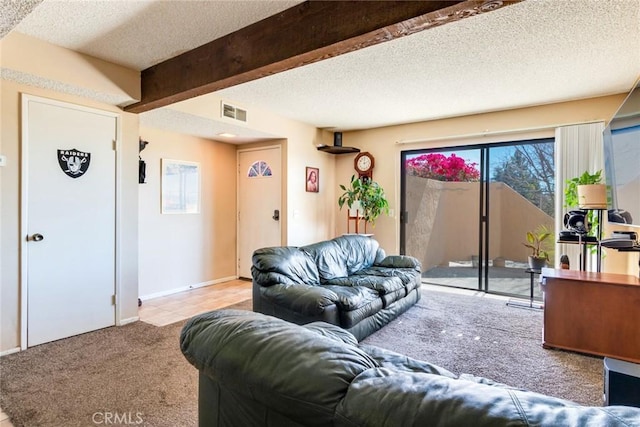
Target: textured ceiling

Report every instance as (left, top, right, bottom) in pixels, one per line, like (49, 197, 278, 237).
(4, 0, 640, 142)
(0, 0, 42, 39)
(213, 0, 640, 131)
(10, 0, 302, 70)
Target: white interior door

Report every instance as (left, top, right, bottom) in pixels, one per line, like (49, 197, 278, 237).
(23, 96, 117, 347)
(238, 147, 282, 278)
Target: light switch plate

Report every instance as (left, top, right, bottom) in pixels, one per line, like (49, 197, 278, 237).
(0, 155, 6, 167)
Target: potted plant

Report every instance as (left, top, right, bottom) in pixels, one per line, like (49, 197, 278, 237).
(565, 170, 607, 210)
(338, 175, 389, 228)
(523, 226, 552, 269)
(564, 170, 607, 239)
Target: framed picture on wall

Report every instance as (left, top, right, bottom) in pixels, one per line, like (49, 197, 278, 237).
(161, 159, 200, 214)
(306, 167, 319, 193)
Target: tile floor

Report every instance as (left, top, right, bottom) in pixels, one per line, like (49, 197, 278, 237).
(0, 409, 12, 427)
(0, 279, 253, 427)
(138, 279, 253, 326)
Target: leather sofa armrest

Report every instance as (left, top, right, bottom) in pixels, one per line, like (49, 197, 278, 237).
(261, 283, 339, 316)
(376, 255, 421, 270)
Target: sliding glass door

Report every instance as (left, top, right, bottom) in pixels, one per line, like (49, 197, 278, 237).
(401, 148, 483, 291)
(400, 139, 554, 299)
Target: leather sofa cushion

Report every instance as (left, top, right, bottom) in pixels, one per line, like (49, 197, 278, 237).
(325, 275, 404, 295)
(376, 255, 421, 269)
(301, 235, 382, 281)
(325, 276, 406, 307)
(321, 285, 383, 328)
(252, 246, 320, 286)
(355, 266, 421, 293)
(259, 281, 401, 325)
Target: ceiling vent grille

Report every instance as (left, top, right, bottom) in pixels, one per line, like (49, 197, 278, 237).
(221, 102, 247, 123)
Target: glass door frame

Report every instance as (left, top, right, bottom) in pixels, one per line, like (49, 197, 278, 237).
(400, 137, 555, 298)
(400, 145, 486, 292)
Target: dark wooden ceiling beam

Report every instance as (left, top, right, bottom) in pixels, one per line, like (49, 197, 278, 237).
(125, 0, 520, 113)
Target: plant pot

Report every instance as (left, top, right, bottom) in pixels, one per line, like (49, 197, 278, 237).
(348, 200, 362, 218)
(577, 184, 607, 209)
(528, 256, 547, 270)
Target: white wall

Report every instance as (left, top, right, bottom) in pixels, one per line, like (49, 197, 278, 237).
(137, 127, 238, 298)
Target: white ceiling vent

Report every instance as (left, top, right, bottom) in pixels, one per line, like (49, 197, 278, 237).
(221, 101, 247, 123)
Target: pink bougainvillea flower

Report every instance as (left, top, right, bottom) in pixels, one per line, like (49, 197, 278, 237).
(406, 153, 479, 182)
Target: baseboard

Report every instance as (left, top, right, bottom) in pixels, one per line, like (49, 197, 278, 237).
(0, 347, 21, 357)
(118, 316, 139, 326)
(139, 276, 238, 302)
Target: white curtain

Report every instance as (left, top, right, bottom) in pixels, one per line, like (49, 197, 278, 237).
(554, 122, 605, 270)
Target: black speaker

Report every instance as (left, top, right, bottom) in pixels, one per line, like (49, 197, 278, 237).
(334, 132, 343, 147)
(609, 209, 633, 224)
(564, 210, 589, 234)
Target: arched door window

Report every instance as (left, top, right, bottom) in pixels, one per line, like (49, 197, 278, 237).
(247, 160, 272, 178)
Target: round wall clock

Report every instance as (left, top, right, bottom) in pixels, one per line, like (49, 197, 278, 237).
(354, 152, 374, 180)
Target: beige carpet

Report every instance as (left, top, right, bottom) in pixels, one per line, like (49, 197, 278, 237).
(361, 290, 603, 407)
(0, 290, 603, 426)
(0, 320, 197, 427)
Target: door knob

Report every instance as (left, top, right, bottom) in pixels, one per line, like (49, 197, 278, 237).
(272, 210, 280, 221)
(30, 233, 44, 242)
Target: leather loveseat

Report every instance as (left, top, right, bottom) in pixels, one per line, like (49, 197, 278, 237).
(180, 310, 640, 427)
(251, 234, 421, 341)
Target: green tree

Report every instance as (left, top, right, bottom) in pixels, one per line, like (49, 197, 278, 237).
(492, 143, 555, 216)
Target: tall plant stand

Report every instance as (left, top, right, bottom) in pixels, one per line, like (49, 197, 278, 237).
(558, 208, 604, 272)
(347, 211, 367, 234)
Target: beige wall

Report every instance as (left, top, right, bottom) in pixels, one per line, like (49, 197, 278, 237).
(337, 95, 628, 256)
(1, 36, 140, 353)
(138, 127, 238, 298)
(1, 32, 139, 105)
(171, 95, 339, 247)
(286, 128, 338, 246)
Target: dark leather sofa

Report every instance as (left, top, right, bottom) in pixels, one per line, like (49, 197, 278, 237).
(181, 309, 640, 427)
(251, 234, 421, 341)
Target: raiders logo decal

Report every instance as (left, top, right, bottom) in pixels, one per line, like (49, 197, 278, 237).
(57, 149, 91, 178)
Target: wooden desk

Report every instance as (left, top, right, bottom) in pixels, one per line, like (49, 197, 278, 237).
(540, 268, 640, 364)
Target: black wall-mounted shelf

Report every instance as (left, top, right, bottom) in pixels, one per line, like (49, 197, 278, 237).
(316, 145, 360, 154)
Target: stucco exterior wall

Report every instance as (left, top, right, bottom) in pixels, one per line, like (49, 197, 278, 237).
(405, 178, 553, 271)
